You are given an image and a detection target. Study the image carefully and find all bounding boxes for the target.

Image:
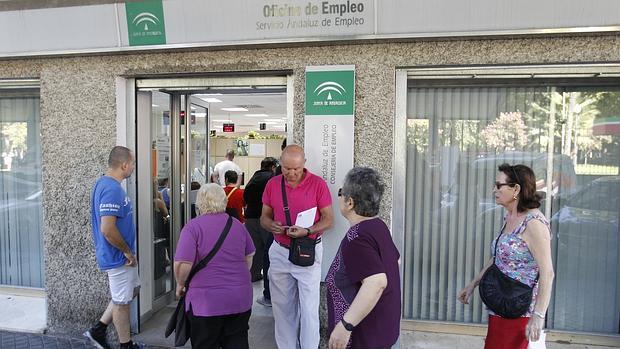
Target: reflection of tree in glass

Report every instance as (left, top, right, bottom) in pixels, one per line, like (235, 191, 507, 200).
(480, 112, 528, 151)
(407, 119, 429, 152)
(0, 122, 28, 169)
(530, 91, 617, 170)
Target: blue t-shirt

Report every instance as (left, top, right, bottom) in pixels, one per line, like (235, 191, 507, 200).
(91, 176, 136, 270)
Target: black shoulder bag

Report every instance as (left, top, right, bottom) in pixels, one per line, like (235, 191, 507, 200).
(165, 216, 233, 346)
(478, 223, 537, 319)
(281, 177, 316, 267)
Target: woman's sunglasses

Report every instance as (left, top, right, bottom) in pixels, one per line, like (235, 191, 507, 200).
(338, 188, 342, 197)
(494, 182, 515, 190)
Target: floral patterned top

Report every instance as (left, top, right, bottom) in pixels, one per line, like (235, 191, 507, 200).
(490, 209, 551, 317)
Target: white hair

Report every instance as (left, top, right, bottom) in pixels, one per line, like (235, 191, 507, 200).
(196, 183, 227, 214)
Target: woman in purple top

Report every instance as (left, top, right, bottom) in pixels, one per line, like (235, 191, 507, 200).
(173, 183, 255, 349)
(326, 167, 401, 349)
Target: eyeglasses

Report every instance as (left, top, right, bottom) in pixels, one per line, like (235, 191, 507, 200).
(510, 166, 521, 186)
(494, 182, 515, 190)
(338, 188, 342, 197)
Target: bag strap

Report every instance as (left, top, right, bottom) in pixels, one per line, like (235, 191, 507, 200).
(281, 176, 292, 227)
(226, 187, 237, 199)
(185, 215, 233, 288)
(492, 221, 506, 262)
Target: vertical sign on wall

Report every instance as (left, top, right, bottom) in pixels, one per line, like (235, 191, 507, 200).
(125, 0, 166, 46)
(304, 65, 355, 278)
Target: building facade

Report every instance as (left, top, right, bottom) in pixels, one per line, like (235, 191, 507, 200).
(0, 0, 619, 347)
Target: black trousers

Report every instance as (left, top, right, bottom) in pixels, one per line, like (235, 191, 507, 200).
(245, 218, 273, 299)
(188, 309, 251, 349)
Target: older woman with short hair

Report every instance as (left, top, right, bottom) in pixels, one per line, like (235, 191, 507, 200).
(326, 167, 401, 349)
(173, 183, 255, 349)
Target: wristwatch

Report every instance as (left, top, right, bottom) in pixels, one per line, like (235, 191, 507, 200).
(305, 227, 312, 236)
(341, 318, 355, 331)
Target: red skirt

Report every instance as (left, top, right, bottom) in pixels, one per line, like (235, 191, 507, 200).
(484, 315, 529, 349)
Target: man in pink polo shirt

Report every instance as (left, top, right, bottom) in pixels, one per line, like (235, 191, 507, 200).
(261, 144, 334, 349)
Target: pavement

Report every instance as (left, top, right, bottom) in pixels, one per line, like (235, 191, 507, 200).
(0, 330, 106, 349)
(2, 282, 619, 349)
(0, 291, 46, 334)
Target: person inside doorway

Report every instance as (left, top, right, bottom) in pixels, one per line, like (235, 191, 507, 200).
(244, 156, 278, 291)
(212, 149, 242, 187)
(223, 170, 245, 222)
(157, 177, 171, 210)
(84, 146, 143, 349)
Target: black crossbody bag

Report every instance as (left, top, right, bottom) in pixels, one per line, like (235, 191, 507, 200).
(165, 216, 233, 346)
(479, 223, 538, 319)
(281, 177, 316, 267)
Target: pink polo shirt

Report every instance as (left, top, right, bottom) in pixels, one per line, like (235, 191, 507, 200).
(262, 170, 332, 247)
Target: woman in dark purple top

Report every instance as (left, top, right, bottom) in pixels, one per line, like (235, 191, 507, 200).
(326, 167, 401, 349)
(173, 184, 255, 349)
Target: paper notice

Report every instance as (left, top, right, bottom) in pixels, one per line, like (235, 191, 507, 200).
(295, 207, 317, 228)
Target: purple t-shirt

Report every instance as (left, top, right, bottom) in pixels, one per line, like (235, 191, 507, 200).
(174, 213, 255, 317)
(326, 218, 401, 349)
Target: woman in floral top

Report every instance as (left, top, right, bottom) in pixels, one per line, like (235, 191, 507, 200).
(458, 163, 554, 349)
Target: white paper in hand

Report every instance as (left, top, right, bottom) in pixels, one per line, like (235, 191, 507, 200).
(295, 207, 317, 228)
(527, 331, 547, 349)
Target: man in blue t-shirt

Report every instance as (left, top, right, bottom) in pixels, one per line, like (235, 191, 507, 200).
(84, 146, 143, 349)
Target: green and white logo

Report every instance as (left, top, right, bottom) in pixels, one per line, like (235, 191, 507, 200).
(126, 0, 166, 46)
(306, 69, 355, 116)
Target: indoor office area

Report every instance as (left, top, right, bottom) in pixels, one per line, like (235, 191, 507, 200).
(133, 76, 289, 347)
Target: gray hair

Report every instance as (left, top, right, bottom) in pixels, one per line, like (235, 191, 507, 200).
(196, 183, 227, 214)
(341, 167, 384, 217)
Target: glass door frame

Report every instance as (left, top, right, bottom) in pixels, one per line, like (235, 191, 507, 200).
(133, 73, 294, 328)
(135, 91, 214, 321)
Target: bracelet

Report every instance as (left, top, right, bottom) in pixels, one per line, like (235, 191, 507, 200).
(533, 311, 545, 319)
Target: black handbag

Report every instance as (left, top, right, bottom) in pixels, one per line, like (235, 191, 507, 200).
(479, 225, 537, 319)
(164, 216, 233, 346)
(281, 177, 316, 267)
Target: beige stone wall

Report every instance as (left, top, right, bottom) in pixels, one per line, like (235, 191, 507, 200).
(0, 34, 618, 334)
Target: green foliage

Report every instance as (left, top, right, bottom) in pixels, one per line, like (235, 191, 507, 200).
(480, 112, 528, 151)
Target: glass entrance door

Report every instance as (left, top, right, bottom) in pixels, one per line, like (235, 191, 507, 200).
(136, 91, 211, 320)
(134, 75, 291, 332)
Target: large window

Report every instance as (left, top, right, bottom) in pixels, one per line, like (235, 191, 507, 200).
(0, 87, 43, 288)
(403, 81, 620, 335)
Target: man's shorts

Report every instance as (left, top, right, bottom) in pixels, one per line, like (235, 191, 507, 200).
(107, 265, 140, 305)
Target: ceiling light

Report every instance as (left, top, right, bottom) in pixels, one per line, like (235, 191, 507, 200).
(264, 118, 283, 122)
(200, 98, 222, 103)
(194, 113, 207, 118)
(152, 104, 159, 107)
(245, 113, 269, 117)
(212, 119, 230, 122)
(221, 107, 248, 112)
(191, 106, 197, 110)
(264, 121, 279, 125)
